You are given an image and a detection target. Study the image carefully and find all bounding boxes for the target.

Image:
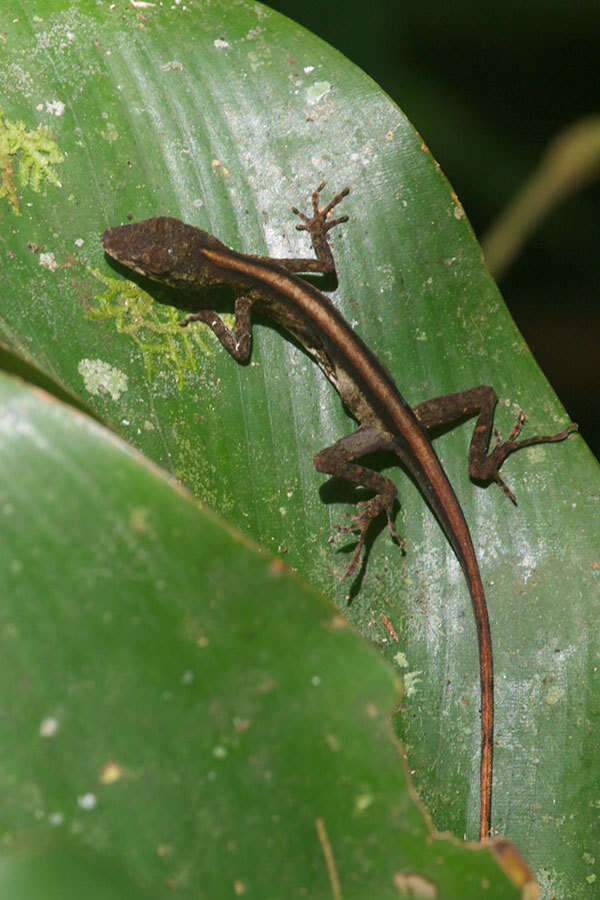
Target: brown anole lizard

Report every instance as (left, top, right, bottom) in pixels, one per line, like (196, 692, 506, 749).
(102, 184, 576, 840)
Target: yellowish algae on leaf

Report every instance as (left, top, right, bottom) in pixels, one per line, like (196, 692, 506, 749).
(89, 268, 224, 388)
(0, 106, 64, 214)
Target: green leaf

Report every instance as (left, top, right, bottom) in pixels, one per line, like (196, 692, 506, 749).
(0, 372, 524, 899)
(0, 0, 597, 895)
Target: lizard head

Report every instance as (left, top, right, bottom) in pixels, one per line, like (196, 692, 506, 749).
(102, 217, 228, 289)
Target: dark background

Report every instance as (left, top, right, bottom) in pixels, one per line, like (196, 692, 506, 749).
(267, 0, 599, 458)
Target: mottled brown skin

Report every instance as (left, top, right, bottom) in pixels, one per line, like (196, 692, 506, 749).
(102, 184, 577, 840)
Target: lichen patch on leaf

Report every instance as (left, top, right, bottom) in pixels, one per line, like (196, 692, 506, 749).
(0, 106, 64, 214)
(89, 268, 222, 388)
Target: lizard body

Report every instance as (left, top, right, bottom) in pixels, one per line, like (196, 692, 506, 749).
(102, 184, 576, 840)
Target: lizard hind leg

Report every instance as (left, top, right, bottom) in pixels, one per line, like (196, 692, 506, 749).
(337, 492, 404, 578)
(411, 385, 577, 505)
(313, 425, 402, 578)
(484, 411, 578, 504)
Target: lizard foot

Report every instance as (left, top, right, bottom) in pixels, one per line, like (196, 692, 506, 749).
(337, 495, 404, 578)
(292, 182, 350, 239)
(478, 412, 578, 504)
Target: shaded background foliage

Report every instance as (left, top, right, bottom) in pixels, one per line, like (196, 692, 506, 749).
(267, 0, 600, 456)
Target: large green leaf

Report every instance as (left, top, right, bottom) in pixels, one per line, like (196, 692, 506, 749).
(0, 372, 527, 898)
(0, 0, 597, 895)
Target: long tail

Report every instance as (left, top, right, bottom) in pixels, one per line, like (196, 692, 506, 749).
(463, 551, 494, 840)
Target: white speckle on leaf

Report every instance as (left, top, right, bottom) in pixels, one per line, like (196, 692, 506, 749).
(45, 99, 66, 116)
(78, 359, 128, 401)
(214, 38, 230, 49)
(39, 252, 58, 271)
(394, 651, 409, 668)
(39, 717, 59, 737)
(77, 792, 97, 810)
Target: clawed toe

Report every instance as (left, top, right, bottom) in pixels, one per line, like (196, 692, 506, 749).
(336, 496, 403, 578)
(292, 183, 350, 236)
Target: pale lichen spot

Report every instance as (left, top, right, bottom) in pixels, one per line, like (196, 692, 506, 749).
(525, 444, 549, 464)
(306, 81, 331, 105)
(39, 251, 59, 271)
(100, 120, 118, 143)
(544, 685, 565, 705)
(42, 100, 66, 117)
(404, 670, 422, 697)
(393, 872, 438, 898)
(353, 793, 374, 815)
(159, 60, 184, 72)
(78, 358, 128, 402)
(129, 505, 154, 537)
(325, 733, 340, 751)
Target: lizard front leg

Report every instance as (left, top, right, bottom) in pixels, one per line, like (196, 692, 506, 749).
(313, 426, 403, 577)
(179, 184, 350, 350)
(411, 385, 577, 503)
(179, 294, 254, 362)
(256, 182, 349, 277)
